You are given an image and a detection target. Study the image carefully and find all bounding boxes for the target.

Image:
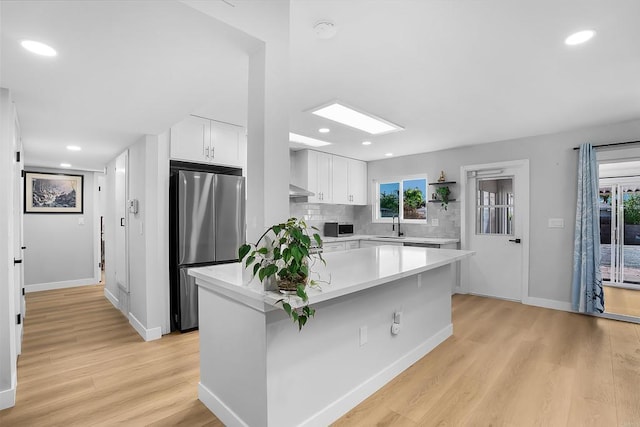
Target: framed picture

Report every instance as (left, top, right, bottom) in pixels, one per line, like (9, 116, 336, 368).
(24, 171, 84, 214)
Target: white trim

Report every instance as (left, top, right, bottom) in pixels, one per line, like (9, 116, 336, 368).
(299, 324, 453, 427)
(199, 382, 250, 427)
(604, 281, 640, 291)
(25, 277, 99, 293)
(523, 296, 572, 312)
(592, 311, 640, 324)
(128, 312, 162, 342)
(0, 386, 16, 410)
(459, 159, 530, 301)
(104, 286, 119, 308)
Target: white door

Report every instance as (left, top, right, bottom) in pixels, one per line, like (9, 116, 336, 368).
(462, 160, 529, 301)
(13, 116, 24, 354)
(114, 151, 129, 315)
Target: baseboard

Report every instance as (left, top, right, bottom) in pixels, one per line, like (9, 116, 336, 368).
(199, 382, 250, 427)
(300, 323, 454, 427)
(25, 277, 98, 293)
(128, 312, 162, 342)
(104, 287, 119, 308)
(523, 296, 572, 312)
(0, 385, 16, 410)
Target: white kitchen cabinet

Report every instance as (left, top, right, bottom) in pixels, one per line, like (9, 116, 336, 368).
(170, 115, 244, 168)
(292, 149, 366, 205)
(322, 241, 346, 253)
(291, 149, 332, 203)
(345, 240, 360, 250)
(331, 155, 367, 206)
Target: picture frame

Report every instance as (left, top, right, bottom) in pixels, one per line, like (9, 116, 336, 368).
(24, 171, 84, 214)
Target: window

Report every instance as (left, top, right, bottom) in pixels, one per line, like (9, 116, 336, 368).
(375, 177, 427, 222)
(476, 177, 514, 235)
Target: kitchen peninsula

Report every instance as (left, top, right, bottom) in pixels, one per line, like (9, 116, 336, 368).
(189, 245, 474, 427)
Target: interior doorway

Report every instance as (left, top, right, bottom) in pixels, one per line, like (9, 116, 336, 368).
(599, 161, 640, 320)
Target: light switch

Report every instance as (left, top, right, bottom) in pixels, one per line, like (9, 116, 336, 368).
(78, 217, 85, 225)
(548, 218, 564, 228)
(359, 326, 367, 346)
(431, 218, 439, 227)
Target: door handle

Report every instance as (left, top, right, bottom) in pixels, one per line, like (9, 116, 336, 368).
(120, 217, 125, 227)
(509, 238, 521, 243)
(21, 246, 26, 250)
(14, 258, 22, 264)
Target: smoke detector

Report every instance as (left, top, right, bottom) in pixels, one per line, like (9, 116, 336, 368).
(314, 21, 337, 39)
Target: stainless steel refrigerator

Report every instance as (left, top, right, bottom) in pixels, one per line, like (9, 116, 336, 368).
(169, 162, 245, 332)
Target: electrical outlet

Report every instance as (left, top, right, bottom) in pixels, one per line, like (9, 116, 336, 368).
(359, 326, 368, 346)
(431, 218, 439, 227)
(394, 311, 402, 324)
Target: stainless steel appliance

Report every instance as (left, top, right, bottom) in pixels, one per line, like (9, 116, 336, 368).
(324, 222, 354, 237)
(169, 161, 245, 332)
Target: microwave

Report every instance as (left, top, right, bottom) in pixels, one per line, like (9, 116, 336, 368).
(324, 222, 354, 237)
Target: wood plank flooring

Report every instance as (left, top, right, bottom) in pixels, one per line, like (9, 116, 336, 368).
(604, 285, 640, 318)
(1, 286, 639, 426)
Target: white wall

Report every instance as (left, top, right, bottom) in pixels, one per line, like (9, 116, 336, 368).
(23, 167, 98, 290)
(367, 118, 640, 304)
(0, 88, 18, 409)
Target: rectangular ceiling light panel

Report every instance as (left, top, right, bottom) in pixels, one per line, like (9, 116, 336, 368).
(310, 102, 404, 135)
(289, 132, 332, 147)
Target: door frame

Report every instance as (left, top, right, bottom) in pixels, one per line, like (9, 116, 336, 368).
(459, 159, 530, 301)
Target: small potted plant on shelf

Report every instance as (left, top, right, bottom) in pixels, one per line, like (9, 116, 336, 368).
(435, 186, 451, 210)
(238, 217, 325, 331)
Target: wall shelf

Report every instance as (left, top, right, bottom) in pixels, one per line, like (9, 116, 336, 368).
(428, 199, 457, 203)
(429, 181, 456, 185)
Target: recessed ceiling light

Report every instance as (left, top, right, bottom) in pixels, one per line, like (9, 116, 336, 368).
(289, 132, 332, 147)
(66, 145, 81, 151)
(384, 153, 393, 157)
(565, 30, 596, 46)
(60, 163, 71, 168)
(362, 141, 372, 146)
(318, 128, 330, 134)
(309, 101, 404, 135)
(21, 40, 57, 57)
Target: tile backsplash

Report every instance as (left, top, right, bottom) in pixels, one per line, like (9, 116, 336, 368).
(290, 201, 460, 239)
(289, 202, 356, 236)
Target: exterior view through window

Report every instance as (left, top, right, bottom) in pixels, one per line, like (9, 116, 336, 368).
(377, 178, 427, 221)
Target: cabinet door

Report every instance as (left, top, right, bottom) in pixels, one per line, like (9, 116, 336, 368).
(302, 150, 321, 203)
(316, 152, 333, 203)
(210, 120, 243, 168)
(170, 116, 208, 162)
(348, 159, 367, 205)
(346, 240, 360, 250)
(332, 155, 349, 204)
(323, 242, 346, 253)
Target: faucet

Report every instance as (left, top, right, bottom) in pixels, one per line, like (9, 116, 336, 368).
(392, 214, 404, 237)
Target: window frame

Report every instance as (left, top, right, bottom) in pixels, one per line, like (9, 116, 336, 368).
(372, 174, 429, 224)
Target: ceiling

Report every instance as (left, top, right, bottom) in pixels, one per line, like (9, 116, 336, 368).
(1, 0, 249, 171)
(2, 1, 640, 170)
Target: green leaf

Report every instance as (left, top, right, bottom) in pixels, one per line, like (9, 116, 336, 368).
(298, 315, 307, 330)
(308, 307, 315, 317)
(245, 255, 255, 267)
(300, 264, 309, 277)
(301, 234, 311, 246)
(253, 263, 260, 276)
(292, 311, 299, 322)
(313, 233, 322, 247)
(272, 225, 281, 235)
(238, 244, 252, 260)
(296, 285, 308, 302)
(257, 247, 269, 255)
(264, 264, 279, 278)
(258, 268, 267, 282)
(282, 302, 292, 316)
(290, 246, 303, 263)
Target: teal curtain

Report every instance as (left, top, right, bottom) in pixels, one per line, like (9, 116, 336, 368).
(571, 143, 604, 313)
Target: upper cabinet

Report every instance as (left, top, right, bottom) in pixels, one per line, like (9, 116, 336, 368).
(332, 156, 367, 205)
(291, 149, 367, 205)
(170, 115, 245, 169)
(291, 149, 332, 203)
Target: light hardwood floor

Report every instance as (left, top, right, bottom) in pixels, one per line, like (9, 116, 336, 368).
(604, 285, 640, 318)
(1, 286, 639, 426)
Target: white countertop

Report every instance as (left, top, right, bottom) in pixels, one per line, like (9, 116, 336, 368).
(322, 234, 459, 245)
(189, 245, 473, 311)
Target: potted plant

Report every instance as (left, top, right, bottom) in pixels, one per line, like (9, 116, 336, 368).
(435, 186, 451, 210)
(238, 217, 325, 330)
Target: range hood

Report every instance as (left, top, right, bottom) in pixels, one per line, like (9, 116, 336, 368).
(289, 184, 314, 198)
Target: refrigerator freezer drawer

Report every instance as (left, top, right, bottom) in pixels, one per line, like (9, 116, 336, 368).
(179, 268, 199, 331)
